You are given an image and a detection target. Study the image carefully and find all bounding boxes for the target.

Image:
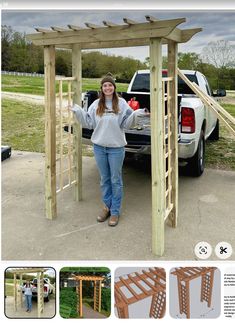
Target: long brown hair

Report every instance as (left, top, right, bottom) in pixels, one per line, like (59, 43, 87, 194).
(96, 90, 120, 116)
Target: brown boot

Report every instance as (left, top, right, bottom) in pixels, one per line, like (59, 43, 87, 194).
(97, 207, 110, 222)
(108, 215, 119, 227)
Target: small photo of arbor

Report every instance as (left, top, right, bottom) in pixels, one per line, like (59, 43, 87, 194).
(4, 267, 56, 319)
(59, 267, 111, 319)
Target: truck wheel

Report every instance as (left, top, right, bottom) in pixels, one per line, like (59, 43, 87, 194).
(208, 119, 219, 141)
(187, 130, 205, 177)
(45, 295, 49, 302)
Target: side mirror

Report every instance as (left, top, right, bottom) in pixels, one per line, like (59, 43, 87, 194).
(215, 89, 226, 97)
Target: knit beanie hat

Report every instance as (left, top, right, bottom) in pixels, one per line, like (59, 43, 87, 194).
(101, 73, 116, 88)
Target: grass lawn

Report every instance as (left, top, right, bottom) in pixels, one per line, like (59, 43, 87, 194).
(2, 99, 45, 153)
(2, 98, 93, 156)
(5, 279, 15, 284)
(2, 75, 128, 94)
(5, 284, 14, 297)
(205, 103, 235, 171)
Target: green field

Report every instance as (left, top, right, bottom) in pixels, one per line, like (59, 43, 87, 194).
(5, 284, 14, 297)
(5, 279, 23, 297)
(2, 74, 128, 94)
(5, 279, 16, 284)
(205, 104, 235, 170)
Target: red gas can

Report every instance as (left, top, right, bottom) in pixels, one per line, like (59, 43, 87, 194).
(128, 97, 140, 110)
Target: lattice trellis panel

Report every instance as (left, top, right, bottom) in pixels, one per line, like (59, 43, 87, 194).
(149, 290, 166, 318)
(55, 77, 77, 194)
(162, 77, 174, 221)
(130, 77, 175, 224)
(94, 280, 100, 312)
(76, 283, 80, 316)
(115, 267, 166, 318)
(201, 271, 214, 307)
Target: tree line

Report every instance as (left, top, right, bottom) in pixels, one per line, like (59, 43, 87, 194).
(1, 25, 146, 82)
(2, 25, 235, 90)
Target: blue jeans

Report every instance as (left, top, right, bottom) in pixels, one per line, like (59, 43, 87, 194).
(25, 294, 32, 311)
(93, 144, 125, 216)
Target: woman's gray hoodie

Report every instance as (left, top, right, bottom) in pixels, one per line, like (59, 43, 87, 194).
(72, 97, 147, 147)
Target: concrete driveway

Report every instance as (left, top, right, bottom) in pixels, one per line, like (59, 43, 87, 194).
(2, 151, 235, 260)
(4, 295, 55, 319)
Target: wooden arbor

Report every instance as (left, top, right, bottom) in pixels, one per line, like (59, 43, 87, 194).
(171, 267, 217, 318)
(9, 268, 45, 318)
(115, 267, 166, 318)
(26, 16, 202, 256)
(70, 274, 104, 318)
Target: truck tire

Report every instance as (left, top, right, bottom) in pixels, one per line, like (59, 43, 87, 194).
(208, 119, 219, 141)
(187, 130, 205, 177)
(45, 295, 49, 302)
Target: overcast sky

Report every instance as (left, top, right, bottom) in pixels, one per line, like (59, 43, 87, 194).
(1, 1, 235, 9)
(2, 10, 235, 62)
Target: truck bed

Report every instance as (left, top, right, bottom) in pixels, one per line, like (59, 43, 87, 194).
(81, 91, 181, 148)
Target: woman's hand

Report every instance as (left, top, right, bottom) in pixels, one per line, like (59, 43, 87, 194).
(143, 108, 150, 116)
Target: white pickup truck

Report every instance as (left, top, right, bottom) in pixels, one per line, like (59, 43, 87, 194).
(30, 277, 54, 302)
(124, 69, 227, 176)
(81, 69, 226, 177)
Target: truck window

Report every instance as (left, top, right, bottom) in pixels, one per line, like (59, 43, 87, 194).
(131, 73, 150, 92)
(131, 73, 199, 94)
(178, 74, 199, 94)
(202, 75, 212, 96)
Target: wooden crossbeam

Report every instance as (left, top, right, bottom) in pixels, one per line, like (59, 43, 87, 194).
(153, 267, 166, 281)
(134, 272, 159, 292)
(73, 275, 104, 281)
(115, 283, 131, 305)
(103, 20, 118, 27)
(123, 18, 138, 25)
(171, 267, 216, 282)
(10, 268, 45, 274)
(27, 18, 190, 47)
(67, 24, 82, 31)
(142, 270, 165, 290)
(77, 38, 154, 49)
(35, 27, 53, 33)
(85, 22, 102, 29)
(127, 274, 149, 295)
(181, 28, 202, 42)
(119, 277, 140, 300)
(53, 30, 201, 50)
(51, 26, 68, 32)
(115, 268, 166, 318)
(145, 15, 159, 22)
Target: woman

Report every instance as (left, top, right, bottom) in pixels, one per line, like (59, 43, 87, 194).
(72, 74, 148, 227)
(22, 280, 33, 312)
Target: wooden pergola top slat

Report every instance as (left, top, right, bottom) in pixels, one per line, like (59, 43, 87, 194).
(72, 275, 104, 281)
(171, 267, 217, 282)
(115, 268, 166, 306)
(9, 268, 45, 274)
(26, 17, 202, 48)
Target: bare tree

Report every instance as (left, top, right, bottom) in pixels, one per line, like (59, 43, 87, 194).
(201, 40, 235, 68)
